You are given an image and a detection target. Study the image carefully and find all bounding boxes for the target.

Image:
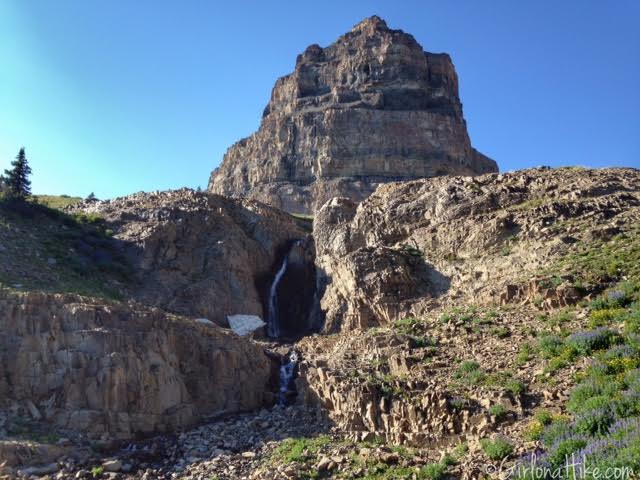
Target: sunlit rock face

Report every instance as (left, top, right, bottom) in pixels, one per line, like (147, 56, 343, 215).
(209, 16, 497, 214)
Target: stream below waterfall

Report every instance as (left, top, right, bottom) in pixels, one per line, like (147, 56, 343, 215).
(277, 350, 299, 406)
(266, 241, 305, 405)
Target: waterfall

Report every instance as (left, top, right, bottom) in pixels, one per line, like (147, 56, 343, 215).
(267, 241, 300, 338)
(267, 257, 288, 338)
(278, 350, 299, 406)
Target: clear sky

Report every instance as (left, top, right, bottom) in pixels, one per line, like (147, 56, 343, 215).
(1, 1, 639, 199)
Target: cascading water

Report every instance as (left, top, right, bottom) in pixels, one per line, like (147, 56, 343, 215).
(278, 350, 299, 406)
(267, 257, 288, 338)
(267, 241, 301, 338)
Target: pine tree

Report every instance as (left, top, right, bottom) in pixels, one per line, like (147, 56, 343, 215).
(86, 192, 98, 202)
(4, 148, 32, 198)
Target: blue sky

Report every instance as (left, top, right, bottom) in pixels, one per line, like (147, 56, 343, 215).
(1, 1, 639, 199)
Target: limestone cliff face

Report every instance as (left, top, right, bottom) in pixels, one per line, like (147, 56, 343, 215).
(72, 189, 308, 326)
(209, 16, 497, 214)
(313, 167, 640, 332)
(0, 291, 274, 439)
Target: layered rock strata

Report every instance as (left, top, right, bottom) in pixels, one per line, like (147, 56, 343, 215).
(313, 167, 640, 332)
(71, 189, 308, 326)
(209, 16, 496, 214)
(0, 290, 274, 439)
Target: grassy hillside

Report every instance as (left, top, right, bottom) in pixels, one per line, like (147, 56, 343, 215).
(33, 194, 83, 210)
(0, 196, 133, 300)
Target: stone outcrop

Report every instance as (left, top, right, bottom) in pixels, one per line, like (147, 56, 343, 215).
(72, 189, 308, 326)
(313, 167, 640, 332)
(209, 16, 496, 214)
(0, 290, 274, 439)
(296, 334, 489, 447)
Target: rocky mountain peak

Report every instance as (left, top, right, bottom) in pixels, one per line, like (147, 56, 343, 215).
(209, 17, 496, 214)
(349, 15, 389, 33)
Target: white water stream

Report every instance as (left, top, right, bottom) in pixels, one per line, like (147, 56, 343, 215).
(267, 256, 289, 338)
(278, 350, 299, 406)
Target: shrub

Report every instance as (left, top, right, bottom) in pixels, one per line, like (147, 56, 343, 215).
(480, 437, 514, 461)
(449, 397, 467, 411)
(523, 410, 563, 442)
(516, 343, 532, 365)
(452, 442, 469, 459)
(549, 309, 576, 326)
(491, 326, 510, 338)
(565, 328, 619, 356)
(90, 467, 104, 478)
(489, 404, 508, 419)
(624, 369, 640, 391)
(544, 349, 577, 374)
(394, 316, 420, 331)
(589, 307, 628, 327)
(534, 409, 555, 426)
(574, 406, 615, 436)
(612, 390, 640, 418)
(454, 360, 485, 385)
(624, 307, 640, 334)
(567, 377, 622, 414)
(603, 344, 638, 361)
(523, 419, 545, 441)
(408, 335, 435, 349)
(506, 378, 526, 396)
(419, 462, 447, 480)
(591, 283, 638, 309)
(547, 437, 588, 468)
(626, 333, 640, 350)
(542, 419, 573, 447)
(538, 335, 565, 358)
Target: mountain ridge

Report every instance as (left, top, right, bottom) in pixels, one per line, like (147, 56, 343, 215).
(208, 16, 497, 214)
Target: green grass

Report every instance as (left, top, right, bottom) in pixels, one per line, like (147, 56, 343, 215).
(551, 227, 640, 285)
(454, 360, 485, 385)
(0, 196, 133, 300)
(290, 213, 313, 233)
(90, 466, 104, 478)
(453, 360, 527, 396)
(291, 213, 314, 221)
(366, 373, 406, 397)
(489, 404, 508, 419)
(272, 435, 331, 463)
(480, 437, 514, 461)
(268, 436, 456, 480)
(359, 459, 452, 480)
(33, 194, 83, 210)
(391, 317, 436, 350)
(396, 242, 424, 258)
(512, 198, 546, 211)
(516, 343, 533, 366)
(491, 325, 511, 338)
(517, 282, 640, 475)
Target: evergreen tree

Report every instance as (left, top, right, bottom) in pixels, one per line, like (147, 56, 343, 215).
(4, 148, 32, 198)
(86, 192, 98, 202)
